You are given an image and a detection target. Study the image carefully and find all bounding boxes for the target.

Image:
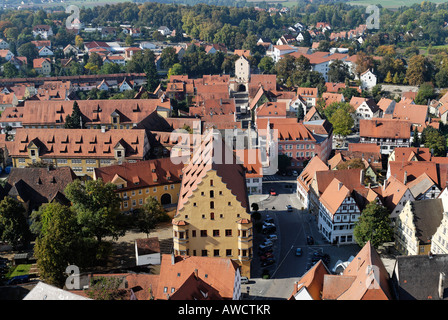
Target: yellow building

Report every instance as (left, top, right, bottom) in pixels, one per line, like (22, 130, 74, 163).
(9, 128, 149, 177)
(172, 131, 253, 278)
(93, 157, 184, 213)
(395, 198, 444, 256)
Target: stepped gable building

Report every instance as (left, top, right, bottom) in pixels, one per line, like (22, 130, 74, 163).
(172, 130, 253, 277)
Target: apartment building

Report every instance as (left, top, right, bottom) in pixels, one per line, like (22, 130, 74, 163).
(172, 131, 253, 277)
(359, 119, 411, 155)
(9, 128, 150, 177)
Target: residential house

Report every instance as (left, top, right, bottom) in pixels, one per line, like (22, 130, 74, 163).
(32, 25, 53, 39)
(32, 40, 51, 50)
(171, 131, 253, 277)
(321, 92, 345, 108)
(135, 237, 161, 266)
(155, 254, 242, 300)
(296, 155, 329, 209)
(395, 198, 445, 256)
(380, 175, 415, 222)
(33, 58, 51, 76)
(124, 47, 142, 60)
(256, 117, 333, 170)
(392, 254, 448, 300)
(297, 88, 319, 108)
(158, 26, 171, 36)
(350, 97, 380, 128)
(3, 166, 77, 214)
(38, 46, 53, 57)
(9, 128, 150, 177)
(93, 157, 184, 212)
(0, 106, 23, 133)
(377, 98, 396, 116)
(359, 119, 411, 154)
(290, 241, 392, 300)
(0, 39, 9, 49)
(63, 44, 79, 57)
(360, 69, 377, 90)
(236, 149, 263, 195)
(391, 101, 428, 132)
(0, 92, 18, 111)
(103, 55, 126, 66)
(0, 49, 14, 61)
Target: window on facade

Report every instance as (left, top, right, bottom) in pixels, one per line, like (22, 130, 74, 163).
(210, 201, 214, 209)
(210, 190, 214, 198)
(225, 229, 232, 236)
(214, 250, 219, 257)
(200, 230, 207, 237)
(201, 250, 207, 257)
(192, 230, 196, 237)
(210, 212, 215, 220)
(213, 230, 219, 237)
(226, 249, 232, 256)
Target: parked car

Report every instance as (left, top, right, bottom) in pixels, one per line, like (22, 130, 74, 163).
(292, 170, 298, 176)
(261, 258, 275, 267)
(270, 188, 277, 196)
(286, 205, 293, 212)
(266, 234, 277, 241)
(260, 252, 274, 260)
(264, 216, 274, 224)
(295, 248, 302, 256)
(262, 225, 276, 234)
(259, 243, 273, 251)
(241, 276, 249, 284)
(307, 236, 314, 245)
(258, 247, 273, 256)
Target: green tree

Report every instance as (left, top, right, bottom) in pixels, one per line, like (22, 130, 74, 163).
(414, 82, 435, 105)
(168, 63, 183, 77)
(384, 71, 393, 83)
(421, 126, 447, 157)
(406, 55, 433, 86)
(17, 42, 38, 64)
(160, 46, 179, 70)
(327, 59, 351, 83)
(64, 101, 83, 129)
(329, 107, 355, 138)
(2, 62, 18, 78)
(353, 202, 393, 248)
(136, 196, 166, 237)
(412, 127, 420, 147)
(33, 203, 82, 287)
(297, 105, 305, 122)
(0, 197, 31, 249)
(64, 179, 125, 244)
(258, 56, 274, 74)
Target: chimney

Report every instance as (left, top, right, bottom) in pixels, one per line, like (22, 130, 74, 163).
(338, 182, 343, 191)
(404, 171, 407, 185)
(439, 272, 446, 300)
(194, 269, 199, 280)
(171, 252, 175, 265)
(360, 169, 365, 185)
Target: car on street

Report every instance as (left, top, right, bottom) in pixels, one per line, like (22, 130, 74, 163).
(260, 252, 274, 260)
(295, 248, 302, 256)
(262, 225, 276, 234)
(261, 258, 275, 267)
(270, 188, 277, 196)
(292, 170, 298, 176)
(266, 234, 277, 241)
(241, 276, 249, 284)
(259, 243, 273, 251)
(264, 216, 274, 224)
(258, 247, 273, 256)
(307, 236, 314, 245)
(286, 205, 293, 212)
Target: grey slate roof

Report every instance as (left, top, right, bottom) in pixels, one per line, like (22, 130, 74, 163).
(392, 254, 448, 300)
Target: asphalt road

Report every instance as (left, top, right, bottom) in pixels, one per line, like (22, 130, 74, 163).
(244, 176, 361, 300)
